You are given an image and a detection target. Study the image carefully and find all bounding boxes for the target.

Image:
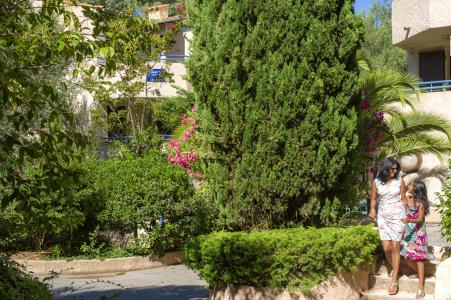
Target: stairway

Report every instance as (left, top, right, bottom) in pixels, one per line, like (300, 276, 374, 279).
(361, 259, 438, 300)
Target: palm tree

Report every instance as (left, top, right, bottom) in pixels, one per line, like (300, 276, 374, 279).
(358, 55, 451, 181)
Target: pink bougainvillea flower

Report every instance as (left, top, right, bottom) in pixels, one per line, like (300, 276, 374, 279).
(181, 114, 188, 125)
(367, 135, 376, 144)
(176, 4, 184, 12)
(169, 140, 179, 148)
(361, 99, 370, 110)
(373, 111, 384, 122)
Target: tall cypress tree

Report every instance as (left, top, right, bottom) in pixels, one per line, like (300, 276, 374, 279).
(187, 0, 364, 230)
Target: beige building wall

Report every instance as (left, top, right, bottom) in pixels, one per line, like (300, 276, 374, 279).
(399, 91, 451, 223)
(393, 0, 451, 222)
(392, 0, 430, 46)
(393, 0, 451, 46)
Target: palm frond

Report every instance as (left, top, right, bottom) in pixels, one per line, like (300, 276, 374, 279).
(380, 133, 451, 161)
(356, 51, 371, 72)
(362, 70, 421, 112)
(385, 112, 451, 140)
(380, 104, 406, 118)
(413, 166, 450, 185)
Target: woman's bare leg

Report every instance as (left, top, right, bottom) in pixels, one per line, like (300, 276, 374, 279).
(391, 241, 401, 283)
(381, 240, 393, 270)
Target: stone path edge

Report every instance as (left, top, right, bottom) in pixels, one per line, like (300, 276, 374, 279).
(13, 251, 185, 276)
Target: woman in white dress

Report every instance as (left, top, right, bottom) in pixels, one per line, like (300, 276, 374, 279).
(369, 157, 406, 295)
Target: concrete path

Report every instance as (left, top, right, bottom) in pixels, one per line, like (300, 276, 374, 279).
(45, 264, 208, 300)
(427, 223, 451, 248)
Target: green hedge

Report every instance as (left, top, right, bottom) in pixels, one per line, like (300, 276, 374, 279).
(185, 225, 379, 293)
(0, 257, 51, 300)
(438, 161, 451, 241)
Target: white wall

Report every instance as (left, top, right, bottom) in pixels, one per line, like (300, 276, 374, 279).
(416, 91, 451, 222)
(392, 0, 430, 45)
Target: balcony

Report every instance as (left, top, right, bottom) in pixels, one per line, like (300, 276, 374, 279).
(418, 80, 451, 92)
(160, 54, 189, 61)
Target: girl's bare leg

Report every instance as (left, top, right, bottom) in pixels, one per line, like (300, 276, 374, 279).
(417, 261, 425, 290)
(406, 259, 418, 273)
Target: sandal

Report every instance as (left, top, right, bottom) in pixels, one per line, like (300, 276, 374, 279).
(416, 289, 425, 299)
(388, 282, 398, 295)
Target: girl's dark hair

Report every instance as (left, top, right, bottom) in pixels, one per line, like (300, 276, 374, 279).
(413, 179, 430, 216)
(376, 157, 400, 183)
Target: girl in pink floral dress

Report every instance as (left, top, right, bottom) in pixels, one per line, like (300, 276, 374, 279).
(401, 180, 434, 299)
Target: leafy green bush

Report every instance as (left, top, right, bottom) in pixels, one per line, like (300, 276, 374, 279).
(0, 159, 100, 251)
(438, 162, 451, 241)
(151, 91, 195, 134)
(96, 150, 208, 255)
(185, 225, 379, 293)
(0, 201, 27, 251)
(0, 256, 51, 300)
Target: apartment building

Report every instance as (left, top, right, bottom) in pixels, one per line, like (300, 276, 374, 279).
(392, 0, 451, 222)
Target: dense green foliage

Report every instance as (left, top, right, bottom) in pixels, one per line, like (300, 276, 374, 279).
(361, 0, 406, 71)
(0, 0, 178, 255)
(1, 151, 208, 256)
(187, 0, 364, 229)
(185, 225, 379, 293)
(0, 257, 51, 300)
(438, 162, 451, 242)
(96, 151, 207, 255)
(0, 0, 172, 209)
(0, 159, 101, 251)
(151, 92, 195, 134)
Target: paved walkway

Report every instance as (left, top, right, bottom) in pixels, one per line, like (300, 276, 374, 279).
(427, 223, 451, 247)
(46, 264, 208, 300)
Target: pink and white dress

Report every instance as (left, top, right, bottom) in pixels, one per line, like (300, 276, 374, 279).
(374, 176, 406, 241)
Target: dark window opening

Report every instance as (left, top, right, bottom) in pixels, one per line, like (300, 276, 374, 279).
(419, 50, 445, 82)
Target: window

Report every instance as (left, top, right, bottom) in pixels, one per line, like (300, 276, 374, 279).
(419, 50, 445, 82)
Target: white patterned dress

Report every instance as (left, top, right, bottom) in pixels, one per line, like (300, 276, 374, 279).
(374, 176, 406, 241)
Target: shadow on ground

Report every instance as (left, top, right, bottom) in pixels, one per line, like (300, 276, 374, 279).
(53, 284, 209, 300)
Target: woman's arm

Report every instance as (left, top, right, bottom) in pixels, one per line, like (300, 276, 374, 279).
(369, 181, 377, 220)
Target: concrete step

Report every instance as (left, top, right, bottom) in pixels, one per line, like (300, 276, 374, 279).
(361, 289, 434, 300)
(377, 259, 439, 277)
(369, 273, 435, 294)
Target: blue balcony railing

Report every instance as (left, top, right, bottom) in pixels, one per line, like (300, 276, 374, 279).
(418, 80, 451, 92)
(159, 54, 188, 61)
(146, 68, 166, 82)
